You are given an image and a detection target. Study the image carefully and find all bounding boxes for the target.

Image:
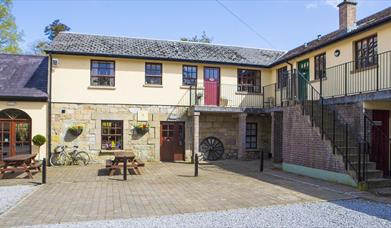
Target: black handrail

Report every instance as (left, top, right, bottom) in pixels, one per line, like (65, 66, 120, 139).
(321, 50, 391, 98)
(291, 70, 371, 182)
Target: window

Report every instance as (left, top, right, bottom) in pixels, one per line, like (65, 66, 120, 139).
(183, 65, 197, 86)
(246, 123, 257, 149)
(237, 69, 261, 93)
(314, 53, 326, 80)
(91, 60, 115, 87)
(101, 120, 123, 150)
(277, 67, 288, 89)
(145, 63, 162, 85)
(355, 35, 378, 70)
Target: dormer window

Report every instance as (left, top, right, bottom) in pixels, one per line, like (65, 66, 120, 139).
(90, 60, 115, 87)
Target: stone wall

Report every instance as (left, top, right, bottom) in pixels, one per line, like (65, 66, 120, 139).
(199, 113, 271, 160)
(283, 105, 346, 173)
(51, 103, 191, 162)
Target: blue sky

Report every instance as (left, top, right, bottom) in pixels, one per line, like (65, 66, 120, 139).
(12, 0, 391, 53)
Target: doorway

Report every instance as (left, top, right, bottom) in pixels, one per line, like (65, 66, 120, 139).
(204, 67, 220, 106)
(0, 109, 32, 161)
(298, 59, 310, 101)
(160, 122, 185, 162)
(372, 110, 390, 176)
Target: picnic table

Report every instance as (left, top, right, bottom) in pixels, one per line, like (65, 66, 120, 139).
(0, 154, 41, 179)
(106, 151, 144, 177)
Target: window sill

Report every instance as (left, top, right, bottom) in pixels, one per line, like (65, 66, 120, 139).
(143, 84, 163, 88)
(235, 91, 263, 95)
(310, 77, 327, 83)
(88, 86, 116, 90)
(100, 149, 125, 155)
(246, 149, 259, 152)
(180, 85, 193, 89)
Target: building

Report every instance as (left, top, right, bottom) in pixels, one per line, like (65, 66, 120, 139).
(0, 54, 48, 160)
(1, 0, 390, 189)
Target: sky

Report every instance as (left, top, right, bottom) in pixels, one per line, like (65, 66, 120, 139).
(12, 0, 391, 53)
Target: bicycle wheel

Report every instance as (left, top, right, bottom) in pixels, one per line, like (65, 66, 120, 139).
(74, 151, 91, 166)
(50, 153, 66, 166)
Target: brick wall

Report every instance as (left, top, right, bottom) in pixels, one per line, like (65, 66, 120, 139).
(283, 105, 346, 173)
(271, 111, 283, 163)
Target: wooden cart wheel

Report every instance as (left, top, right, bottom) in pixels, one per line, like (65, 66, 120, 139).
(199, 137, 224, 161)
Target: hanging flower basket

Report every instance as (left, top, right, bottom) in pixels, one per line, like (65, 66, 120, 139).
(68, 125, 83, 136)
(134, 123, 150, 134)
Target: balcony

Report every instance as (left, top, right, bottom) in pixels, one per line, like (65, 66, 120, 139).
(189, 81, 264, 112)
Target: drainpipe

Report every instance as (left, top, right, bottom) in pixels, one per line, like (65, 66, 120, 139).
(47, 54, 53, 165)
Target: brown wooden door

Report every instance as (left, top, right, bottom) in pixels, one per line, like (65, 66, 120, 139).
(372, 110, 390, 176)
(0, 120, 31, 161)
(160, 122, 185, 162)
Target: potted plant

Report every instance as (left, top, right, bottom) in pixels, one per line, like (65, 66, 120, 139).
(32, 134, 46, 159)
(68, 125, 83, 136)
(134, 123, 150, 134)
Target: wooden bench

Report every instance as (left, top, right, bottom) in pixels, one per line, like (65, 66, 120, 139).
(29, 160, 42, 172)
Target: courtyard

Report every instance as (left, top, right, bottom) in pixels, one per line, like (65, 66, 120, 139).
(0, 160, 390, 227)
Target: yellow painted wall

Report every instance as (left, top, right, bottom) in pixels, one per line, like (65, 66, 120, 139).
(51, 55, 268, 107)
(269, 22, 391, 98)
(0, 101, 48, 159)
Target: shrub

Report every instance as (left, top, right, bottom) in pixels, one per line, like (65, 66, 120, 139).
(32, 134, 46, 147)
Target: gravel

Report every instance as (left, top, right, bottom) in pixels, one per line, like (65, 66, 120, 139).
(24, 199, 391, 228)
(0, 185, 36, 215)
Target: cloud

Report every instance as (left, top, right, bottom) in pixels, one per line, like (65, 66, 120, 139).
(324, 0, 340, 9)
(305, 3, 318, 9)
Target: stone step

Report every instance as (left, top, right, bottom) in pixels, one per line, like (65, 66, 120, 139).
(370, 187, 391, 197)
(350, 161, 377, 170)
(363, 169, 384, 179)
(366, 178, 391, 189)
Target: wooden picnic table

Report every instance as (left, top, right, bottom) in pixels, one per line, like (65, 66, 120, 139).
(106, 151, 144, 177)
(0, 154, 41, 179)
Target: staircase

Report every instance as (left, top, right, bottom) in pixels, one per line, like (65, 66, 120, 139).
(283, 70, 391, 189)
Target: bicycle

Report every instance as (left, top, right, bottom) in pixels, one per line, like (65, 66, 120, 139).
(50, 145, 91, 166)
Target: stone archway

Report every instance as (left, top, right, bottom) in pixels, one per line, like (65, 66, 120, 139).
(0, 109, 32, 161)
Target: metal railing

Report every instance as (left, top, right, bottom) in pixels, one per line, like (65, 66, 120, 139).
(282, 70, 390, 182)
(190, 81, 263, 108)
(321, 51, 391, 98)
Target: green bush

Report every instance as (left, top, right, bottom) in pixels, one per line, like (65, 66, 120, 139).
(32, 134, 46, 147)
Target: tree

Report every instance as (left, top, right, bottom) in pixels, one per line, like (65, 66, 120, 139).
(30, 40, 48, 55)
(180, 31, 212, 43)
(0, 0, 22, 54)
(44, 19, 70, 41)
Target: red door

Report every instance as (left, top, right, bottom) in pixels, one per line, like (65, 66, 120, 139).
(160, 122, 185, 162)
(204, 67, 220, 106)
(372, 110, 390, 176)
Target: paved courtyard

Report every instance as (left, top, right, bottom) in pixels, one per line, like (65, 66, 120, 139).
(0, 160, 388, 227)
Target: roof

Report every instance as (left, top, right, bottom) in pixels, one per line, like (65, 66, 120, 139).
(45, 33, 285, 67)
(0, 54, 48, 101)
(271, 7, 391, 66)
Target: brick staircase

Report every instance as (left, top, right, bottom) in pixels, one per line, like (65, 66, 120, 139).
(302, 100, 391, 189)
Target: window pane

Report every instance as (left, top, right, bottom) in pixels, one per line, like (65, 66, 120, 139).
(183, 65, 197, 85)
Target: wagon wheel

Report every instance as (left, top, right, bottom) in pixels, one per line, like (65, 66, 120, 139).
(199, 137, 224, 161)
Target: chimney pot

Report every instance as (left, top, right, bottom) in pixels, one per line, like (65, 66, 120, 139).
(338, 0, 357, 30)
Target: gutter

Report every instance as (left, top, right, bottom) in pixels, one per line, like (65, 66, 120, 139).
(47, 54, 53, 165)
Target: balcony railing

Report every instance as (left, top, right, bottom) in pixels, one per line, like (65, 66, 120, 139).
(190, 81, 263, 108)
(321, 50, 391, 98)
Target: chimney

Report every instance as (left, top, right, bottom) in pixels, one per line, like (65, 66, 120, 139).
(338, 0, 357, 30)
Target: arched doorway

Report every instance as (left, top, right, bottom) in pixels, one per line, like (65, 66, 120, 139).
(0, 109, 32, 161)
